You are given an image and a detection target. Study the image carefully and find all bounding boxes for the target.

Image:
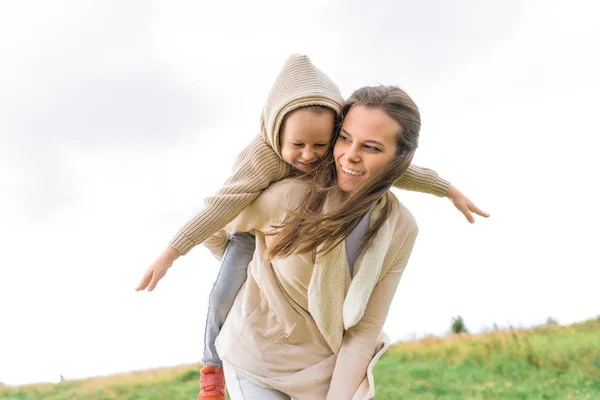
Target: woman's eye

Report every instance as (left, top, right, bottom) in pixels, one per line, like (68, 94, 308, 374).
(340, 135, 350, 142)
(365, 145, 381, 152)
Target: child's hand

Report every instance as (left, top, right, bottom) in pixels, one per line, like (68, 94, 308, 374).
(446, 186, 490, 223)
(136, 246, 181, 292)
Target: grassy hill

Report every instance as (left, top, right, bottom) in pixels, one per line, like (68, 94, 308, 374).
(2, 319, 599, 399)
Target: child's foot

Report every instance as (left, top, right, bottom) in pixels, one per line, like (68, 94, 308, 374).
(198, 366, 226, 400)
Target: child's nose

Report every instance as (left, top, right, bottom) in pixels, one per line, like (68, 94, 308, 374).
(302, 148, 317, 161)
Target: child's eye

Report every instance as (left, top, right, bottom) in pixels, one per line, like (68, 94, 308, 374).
(315, 143, 328, 148)
(293, 143, 305, 148)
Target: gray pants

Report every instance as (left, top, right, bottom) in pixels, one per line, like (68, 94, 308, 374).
(224, 366, 292, 400)
(202, 232, 256, 368)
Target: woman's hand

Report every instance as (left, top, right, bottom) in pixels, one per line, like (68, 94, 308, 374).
(446, 186, 490, 223)
(136, 246, 181, 292)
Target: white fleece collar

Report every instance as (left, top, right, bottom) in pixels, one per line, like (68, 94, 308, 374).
(308, 194, 392, 354)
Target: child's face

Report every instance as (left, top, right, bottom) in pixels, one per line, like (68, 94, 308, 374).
(280, 108, 335, 173)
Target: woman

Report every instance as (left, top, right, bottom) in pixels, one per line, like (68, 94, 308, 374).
(203, 84, 424, 399)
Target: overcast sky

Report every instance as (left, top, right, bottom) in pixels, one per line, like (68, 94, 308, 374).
(1, 0, 598, 386)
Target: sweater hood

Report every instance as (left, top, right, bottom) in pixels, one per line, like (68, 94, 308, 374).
(260, 54, 345, 158)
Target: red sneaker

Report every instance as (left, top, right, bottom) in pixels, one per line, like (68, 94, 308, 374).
(198, 366, 226, 400)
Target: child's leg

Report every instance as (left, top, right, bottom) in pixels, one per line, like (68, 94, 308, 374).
(202, 232, 255, 369)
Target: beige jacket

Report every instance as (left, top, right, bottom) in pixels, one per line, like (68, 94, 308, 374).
(205, 179, 418, 400)
(169, 54, 448, 256)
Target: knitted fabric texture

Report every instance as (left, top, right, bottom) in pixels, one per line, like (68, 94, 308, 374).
(169, 54, 450, 256)
(261, 54, 345, 157)
(169, 54, 343, 255)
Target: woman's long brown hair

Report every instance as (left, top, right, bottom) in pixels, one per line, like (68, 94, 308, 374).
(265, 85, 421, 260)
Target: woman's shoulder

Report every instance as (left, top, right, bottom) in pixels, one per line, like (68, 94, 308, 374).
(228, 178, 310, 233)
(385, 192, 418, 236)
(260, 178, 311, 209)
(265, 177, 311, 196)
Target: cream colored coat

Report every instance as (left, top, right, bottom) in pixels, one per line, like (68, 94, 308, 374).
(203, 179, 418, 400)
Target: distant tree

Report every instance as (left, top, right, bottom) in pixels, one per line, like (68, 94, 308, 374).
(60, 375, 66, 382)
(451, 316, 469, 334)
(545, 317, 559, 326)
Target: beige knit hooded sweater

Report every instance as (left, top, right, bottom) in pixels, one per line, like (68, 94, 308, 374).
(169, 54, 449, 255)
(206, 179, 418, 400)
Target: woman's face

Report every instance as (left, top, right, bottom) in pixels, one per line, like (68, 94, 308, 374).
(334, 105, 400, 192)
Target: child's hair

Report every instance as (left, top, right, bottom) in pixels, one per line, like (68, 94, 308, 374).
(303, 105, 334, 114)
(281, 105, 335, 126)
(279, 105, 336, 140)
(266, 85, 420, 260)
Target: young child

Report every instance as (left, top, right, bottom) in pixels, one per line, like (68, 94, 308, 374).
(136, 54, 488, 400)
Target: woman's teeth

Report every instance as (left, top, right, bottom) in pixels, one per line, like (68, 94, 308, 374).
(341, 166, 365, 176)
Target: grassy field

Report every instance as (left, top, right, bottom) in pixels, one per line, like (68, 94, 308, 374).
(2, 319, 599, 399)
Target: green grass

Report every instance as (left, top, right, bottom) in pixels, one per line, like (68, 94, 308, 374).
(2, 319, 599, 399)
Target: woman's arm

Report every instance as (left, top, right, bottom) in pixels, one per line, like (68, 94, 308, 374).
(326, 228, 418, 400)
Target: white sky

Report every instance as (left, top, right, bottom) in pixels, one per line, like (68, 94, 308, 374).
(1, 0, 599, 386)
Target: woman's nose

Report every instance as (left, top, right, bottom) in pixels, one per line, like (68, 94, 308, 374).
(345, 146, 360, 162)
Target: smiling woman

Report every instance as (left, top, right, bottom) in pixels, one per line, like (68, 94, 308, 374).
(268, 85, 421, 262)
(336, 107, 402, 191)
(335, 86, 419, 193)
(136, 55, 489, 400)
(200, 85, 423, 400)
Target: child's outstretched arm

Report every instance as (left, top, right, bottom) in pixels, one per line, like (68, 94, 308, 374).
(445, 185, 489, 223)
(171, 135, 290, 255)
(136, 135, 290, 292)
(393, 164, 489, 223)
